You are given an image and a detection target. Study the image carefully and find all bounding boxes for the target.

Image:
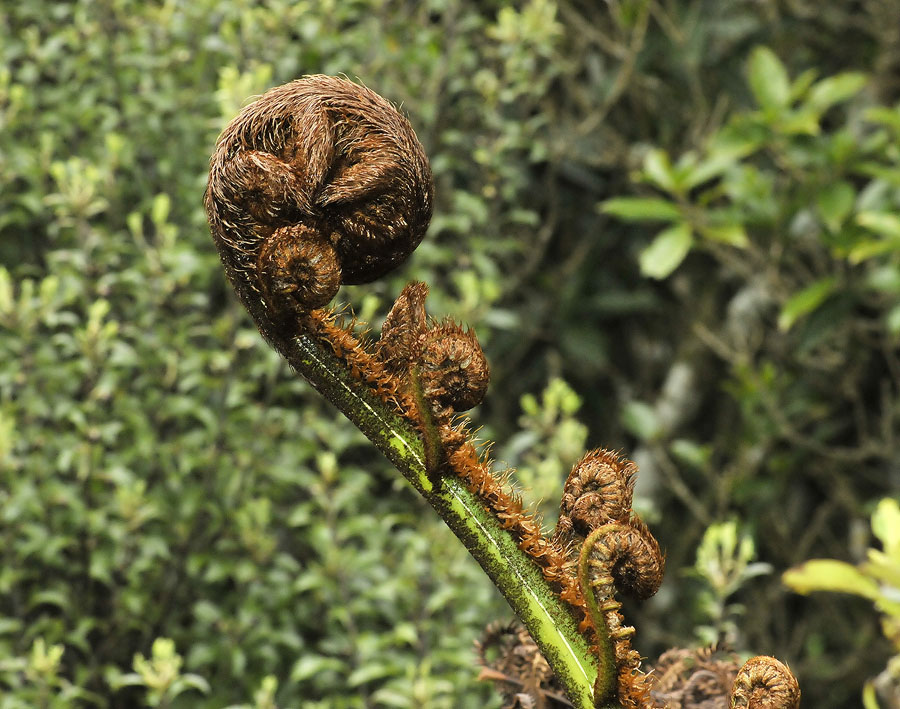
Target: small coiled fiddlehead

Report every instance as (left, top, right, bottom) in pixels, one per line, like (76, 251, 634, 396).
(730, 656, 801, 709)
(555, 449, 638, 543)
(377, 281, 490, 423)
(375, 280, 490, 474)
(563, 451, 664, 709)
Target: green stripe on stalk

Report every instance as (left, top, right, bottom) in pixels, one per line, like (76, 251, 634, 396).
(289, 334, 604, 709)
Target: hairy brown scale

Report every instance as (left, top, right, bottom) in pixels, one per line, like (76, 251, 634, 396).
(205, 75, 433, 349)
(444, 432, 595, 640)
(377, 281, 430, 374)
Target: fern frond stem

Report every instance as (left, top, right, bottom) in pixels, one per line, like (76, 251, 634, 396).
(288, 333, 606, 709)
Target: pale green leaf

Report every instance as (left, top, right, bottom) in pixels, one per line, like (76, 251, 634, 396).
(600, 197, 681, 222)
(0, 267, 12, 317)
(848, 239, 899, 265)
(670, 439, 710, 469)
(347, 663, 398, 687)
(170, 674, 211, 697)
(887, 305, 900, 335)
(748, 46, 790, 109)
(777, 277, 837, 331)
(872, 498, 900, 560)
(806, 72, 868, 113)
(682, 154, 734, 190)
(701, 223, 749, 248)
(108, 672, 145, 690)
(150, 192, 171, 226)
(290, 655, 345, 683)
(643, 149, 678, 192)
(863, 549, 900, 589)
(789, 68, 819, 101)
(866, 266, 900, 294)
(621, 401, 661, 441)
(817, 180, 855, 231)
(857, 163, 900, 186)
(863, 680, 880, 709)
(857, 211, 900, 239)
(865, 105, 900, 131)
(639, 222, 693, 279)
(778, 108, 821, 135)
(783, 559, 880, 600)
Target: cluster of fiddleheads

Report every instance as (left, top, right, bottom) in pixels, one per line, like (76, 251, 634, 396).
(205, 75, 801, 709)
(552, 450, 665, 707)
(647, 648, 800, 709)
(650, 646, 744, 709)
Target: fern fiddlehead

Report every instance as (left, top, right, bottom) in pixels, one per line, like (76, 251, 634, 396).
(205, 74, 433, 348)
(731, 656, 801, 709)
(204, 75, 800, 709)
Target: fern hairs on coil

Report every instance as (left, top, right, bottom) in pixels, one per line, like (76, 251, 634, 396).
(648, 646, 743, 709)
(585, 521, 664, 603)
(730, 656, 800, 709)
(419, 321, 490, 419)
(377, 281, 490, 422)
(555, 449, 638, 545)
(377, 281, 430, 371)
(564, 453, 663, 709)
(204, 75, 433, 348)
(578, 521, 664, 709)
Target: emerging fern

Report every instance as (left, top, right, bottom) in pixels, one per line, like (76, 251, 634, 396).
(204, 75, 799, 709)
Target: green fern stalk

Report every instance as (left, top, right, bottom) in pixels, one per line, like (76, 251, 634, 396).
(291, 333, 606, 709)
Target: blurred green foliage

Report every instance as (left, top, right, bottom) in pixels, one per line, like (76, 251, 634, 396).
(2, 0, 900, 706)
(784, 498, 900, 708)
(687, 520, 772, 648)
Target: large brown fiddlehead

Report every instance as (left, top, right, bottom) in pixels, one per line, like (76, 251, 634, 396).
(205, 75, 433, 349)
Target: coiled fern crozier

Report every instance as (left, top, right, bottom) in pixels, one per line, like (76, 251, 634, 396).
(204, 75, 800, 709)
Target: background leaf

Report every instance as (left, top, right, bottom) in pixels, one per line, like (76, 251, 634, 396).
(638, 222, 693, 279)
(748, 46, 791, 109)
(777, 277, 838, 331)
(783, 560, 881, 600)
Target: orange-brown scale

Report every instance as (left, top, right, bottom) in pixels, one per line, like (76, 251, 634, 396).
(306, 290, 611, 685)
(443, 429, 596, 644)
(312, 302, 601, 648)
(305, 309, 420, 421)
